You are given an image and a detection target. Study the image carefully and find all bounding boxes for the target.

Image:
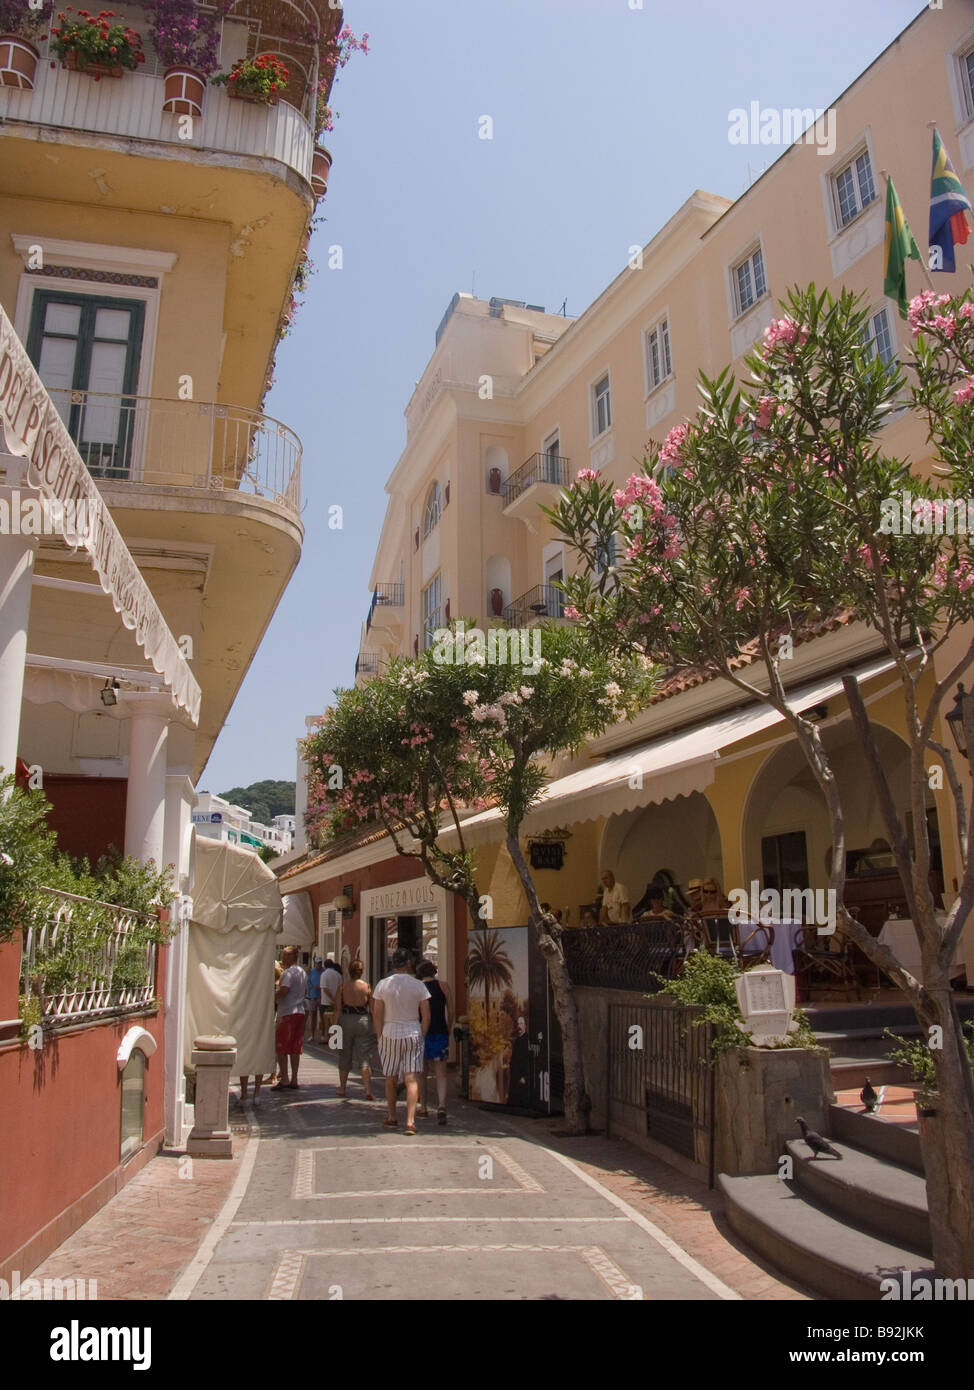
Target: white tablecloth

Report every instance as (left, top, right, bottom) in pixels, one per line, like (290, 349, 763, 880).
(877, 915, 964, 981)
(740, 920, 805, 974)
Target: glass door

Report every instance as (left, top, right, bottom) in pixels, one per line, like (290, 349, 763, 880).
(26, 290, 145, 479)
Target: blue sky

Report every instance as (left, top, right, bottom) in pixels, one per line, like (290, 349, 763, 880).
(201, 0, 926, 796)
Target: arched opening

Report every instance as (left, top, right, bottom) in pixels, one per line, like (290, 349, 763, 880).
(422, 481, 440, 538)
(485, 554, 511, 619)
(600, 791, 723, 914)
(120, 1049, 146, 1162)
(742, 721, 944, 930)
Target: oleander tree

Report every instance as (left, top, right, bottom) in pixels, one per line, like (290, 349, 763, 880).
(301, 622, 655, 1133)
(547, 283, 974, 1273)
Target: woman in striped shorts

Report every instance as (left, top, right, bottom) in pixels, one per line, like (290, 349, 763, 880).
(372, 949, 430, 1134)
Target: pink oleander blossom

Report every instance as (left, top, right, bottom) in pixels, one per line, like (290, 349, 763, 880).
(576, 468, 599, 481)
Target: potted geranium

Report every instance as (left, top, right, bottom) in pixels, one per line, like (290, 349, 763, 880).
(309, 27, 367, 200)
(50, 7, 145, 80)
(0, 0, 53, 89)
(211, 52, 288, 106)
(144, 0, 232, 117)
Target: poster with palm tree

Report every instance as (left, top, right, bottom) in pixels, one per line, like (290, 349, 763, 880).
(467, 928, 527, 1105)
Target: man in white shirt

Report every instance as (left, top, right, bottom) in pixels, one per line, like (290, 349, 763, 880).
(599, 869, 631, 925)
(273, 947, 308, 1090)
(372, 950, 430, 1133)
(319, 959, 344, 1024)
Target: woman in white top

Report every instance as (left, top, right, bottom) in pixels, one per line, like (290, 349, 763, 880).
(372, 949, 430, 1134)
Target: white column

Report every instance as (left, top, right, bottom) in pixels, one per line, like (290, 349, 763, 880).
(0, 466, 37, 783)
(163, 772, 195, 1146)
(294, 723, 313, 852)
(123, 693, 172, 866)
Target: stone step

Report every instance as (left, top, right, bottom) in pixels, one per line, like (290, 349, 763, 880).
(814, 1027, 923, 1060)
(828, 1057, 911, 1091)
(786, 1138, 931, 1256)
(719, 1172, 932, 1301)
(829, 1103, 923, 1174)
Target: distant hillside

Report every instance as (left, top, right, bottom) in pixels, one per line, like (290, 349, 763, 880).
(217, 780, 295, 826)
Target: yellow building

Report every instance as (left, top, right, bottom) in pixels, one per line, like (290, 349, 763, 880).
(0, 0, 346, 1142)
(286, 5, 974, 992)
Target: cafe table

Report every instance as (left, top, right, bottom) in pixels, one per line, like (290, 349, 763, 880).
(739, 919, 805, 974)
(877, 913, 964, 981)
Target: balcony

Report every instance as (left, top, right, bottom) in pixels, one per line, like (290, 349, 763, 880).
(502, 452, 571, 526)
(355, 651, 379, 680)
(0, 3, 341, 191)
(47, 389, 301, 519)
(503, 584, 567, 628)
(20, 888, 159, 1026)
(365, 582, 405, 637)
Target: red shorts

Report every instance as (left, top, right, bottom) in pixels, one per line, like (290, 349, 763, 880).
(275, 1012, 305, 1055)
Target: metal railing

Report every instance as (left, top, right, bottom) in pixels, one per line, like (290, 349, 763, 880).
(46, 390, 301, 518)
(502, 452, 571, 505)
(355, 651, 379, 677)
(607, 998, 716, 1182)
(366, 582, 405, 633)
(20, 888, 159, 1024)
(562, 920, 686, 991)
(502, 583, 566, 628)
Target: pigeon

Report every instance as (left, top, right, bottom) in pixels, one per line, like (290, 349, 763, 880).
(860, 1079, 879, 1113)
(796, 1116, 843, 1160)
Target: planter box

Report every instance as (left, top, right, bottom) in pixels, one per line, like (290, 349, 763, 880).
(162, 65, 205, 117)
(227, 85, 279, 107)
(311, 145, 332, 199)
(0, 35, 39, 90)
(62, 50, 124, 79)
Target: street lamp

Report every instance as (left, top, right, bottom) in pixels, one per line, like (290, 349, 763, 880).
(945, 683, 972, 759)
(100, 678, 119, 707)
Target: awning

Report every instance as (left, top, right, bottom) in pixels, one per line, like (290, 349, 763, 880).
(279, 890, 315, 948)
(0, 304, 201, 723)
(451, 653, 899, 846)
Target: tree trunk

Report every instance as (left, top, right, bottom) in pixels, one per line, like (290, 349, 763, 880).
(914, 978, 974, 1275)
(505, 832, 590, 1133)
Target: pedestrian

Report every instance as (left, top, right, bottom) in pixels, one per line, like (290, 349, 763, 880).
(319, 956, 343, 1029)
(333, 958, 379, 1100)
(305, 956, 324, 1042)
(238, 1072, 264, 1107)
(416, 959, 451, 1124)
(272, 946, 307, 1091)
(372, 948, 430, 1134)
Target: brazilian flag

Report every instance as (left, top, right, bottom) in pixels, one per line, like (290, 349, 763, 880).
(884, 176, 921, 319)
(930, 127, 972, 273)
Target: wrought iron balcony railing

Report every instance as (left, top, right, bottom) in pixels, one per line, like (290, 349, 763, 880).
(20, 887, 159, 1025)
(355, 652, 379, 677)
(502, 452, 571, 506)
(503, 583, 566, 627)
(46, 390, 301, 518)
(366, 582, 405, 633)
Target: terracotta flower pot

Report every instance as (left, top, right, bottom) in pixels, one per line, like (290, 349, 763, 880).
(62, 50, 123, 79)
(162, 65, 205, 117)
(311, 145, 332, 199)
(490, 588, 504, 616)
(0, 34, 39, 90)
(487, 467, 502, 494)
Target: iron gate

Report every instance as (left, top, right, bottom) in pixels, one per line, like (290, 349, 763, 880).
(606, 998, 716, 1185)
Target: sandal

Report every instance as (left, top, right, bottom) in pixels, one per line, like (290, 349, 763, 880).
(383, 1117, 398, 1128)
(404, 1125, 417, 1135)
(437, 1107, 447, 1125)
(417, 1108, 429, 1118)
(270, 1083, 288, 1091)
(364, 1094, 376, 1101)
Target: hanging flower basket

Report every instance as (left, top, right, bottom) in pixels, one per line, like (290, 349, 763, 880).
(162, 64, 205, 116)
(212, 54, 288, 108)
(311, 144, 332, 199)
(0, 34, 39, 89)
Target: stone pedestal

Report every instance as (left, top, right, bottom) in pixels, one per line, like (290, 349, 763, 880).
(716, 1045, 833, 1175)
(186, 1035, 236, 1158)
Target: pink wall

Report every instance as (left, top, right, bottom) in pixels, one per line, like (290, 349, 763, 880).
(0, 937, 167, 1281)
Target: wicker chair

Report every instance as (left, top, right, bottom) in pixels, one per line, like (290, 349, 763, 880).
(794, 925, 860, 1000)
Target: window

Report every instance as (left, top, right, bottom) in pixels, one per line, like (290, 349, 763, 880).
(646, 318, 673, 391)
(594, 531, 617, 575)
(861, 307, 896, 367)
(733, 248, 767, 316)
(593, 375, 611, 436)
(541, 431, 561, 483)
(832, 149, 877, 229)
(422, 574, 441, 649)
(761, 831, 810, 896)
(544, 549, 565, 618)
(25, 290, 145, 478)
(422, 482, 441, 538)
(966, 48, 974, 114)
(120, 1050, 146, 1162)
